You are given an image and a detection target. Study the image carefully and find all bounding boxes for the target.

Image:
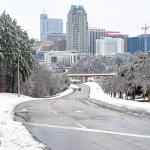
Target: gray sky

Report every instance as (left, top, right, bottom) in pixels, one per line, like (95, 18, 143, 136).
(1, 0, 150, 39)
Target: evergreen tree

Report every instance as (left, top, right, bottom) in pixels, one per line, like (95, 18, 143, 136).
(0, 11, 36, 92)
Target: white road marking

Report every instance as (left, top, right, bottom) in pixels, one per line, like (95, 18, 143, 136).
(22, 109, 27, 112)
(75, 110, 83, 113)
(74, 123, 87, 129)
(25, 122, 150, 139)
(54, 111, 58, 114)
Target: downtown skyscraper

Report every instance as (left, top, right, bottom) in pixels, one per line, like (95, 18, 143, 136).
(40, 12, 63, 41)
(66, 5, 89, 54)
(89, 28, 105, 55)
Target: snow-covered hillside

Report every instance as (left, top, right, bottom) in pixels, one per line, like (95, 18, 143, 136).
(85, 82, 150, 115)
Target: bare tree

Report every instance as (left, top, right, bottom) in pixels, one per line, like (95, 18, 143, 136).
(21, 64, 69, 98)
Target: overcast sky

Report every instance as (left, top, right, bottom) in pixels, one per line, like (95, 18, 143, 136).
(1, 0, 150, 39)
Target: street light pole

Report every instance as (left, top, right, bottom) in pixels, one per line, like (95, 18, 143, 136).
(17, 54, 20, 97)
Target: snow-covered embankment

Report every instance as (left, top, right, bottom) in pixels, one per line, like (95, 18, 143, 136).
(85, 82, 150, 115)
(0, 93, 46, 150)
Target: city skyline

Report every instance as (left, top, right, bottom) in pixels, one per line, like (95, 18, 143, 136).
(1, 0, 150, 39)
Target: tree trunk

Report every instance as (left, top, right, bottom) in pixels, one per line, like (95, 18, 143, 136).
(0, 60, 8, 92)
(110, 92, 112, 97)
(113, 92, 116, 98)
(132, 93, 135, 100)
(11, 69, 16, 93)
(119, 92, 123, 98)
(148, 91, 150, 102)
(125, 92, 128, 99)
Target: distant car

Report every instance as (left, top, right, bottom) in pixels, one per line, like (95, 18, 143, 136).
(78, 88, 81, 91)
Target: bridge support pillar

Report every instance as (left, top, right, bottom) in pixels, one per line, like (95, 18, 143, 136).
(85, 76, 88, 82)
(81, 76, 83, 82)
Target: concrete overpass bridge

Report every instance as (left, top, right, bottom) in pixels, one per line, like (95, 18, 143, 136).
(67, 73, 117, 82)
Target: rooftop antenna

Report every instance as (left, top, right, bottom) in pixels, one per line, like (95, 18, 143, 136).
(141, 24, 150, 34)
(42, 8, 46, 14)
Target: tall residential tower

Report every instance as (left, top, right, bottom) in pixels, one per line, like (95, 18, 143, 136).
(67, 5, 89, 54)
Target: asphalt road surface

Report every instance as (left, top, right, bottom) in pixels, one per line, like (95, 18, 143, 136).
(14, 84, 150, 150)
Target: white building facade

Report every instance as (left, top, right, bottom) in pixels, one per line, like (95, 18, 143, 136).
(96, 37, 124, 56)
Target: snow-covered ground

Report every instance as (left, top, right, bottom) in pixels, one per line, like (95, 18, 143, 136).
(85, 82, 150, 115)
(0, 93, 46, 150)
(0, 84, 75, 150)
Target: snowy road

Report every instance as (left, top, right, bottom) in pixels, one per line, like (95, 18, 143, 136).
(14, 84, 150, 150)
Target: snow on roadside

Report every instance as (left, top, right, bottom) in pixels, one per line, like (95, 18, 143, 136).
(70, 84, 79, 89)
(47, 84, 77, 99)
(0, 93, 46, 150)
(85, 82, 150, 115)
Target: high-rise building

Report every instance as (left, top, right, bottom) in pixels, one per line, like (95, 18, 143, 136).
(127, 37, 139, 53)
(67, 5, 89, 54)
(105, 31, 128, 52)
(47, 19, 63, 34)
(40, 12, 63, 41)
(96, 37, 124, 56)
(127, 34, 150, 53)
(89, 28, 105, 55)
(88, 29, 127, 55)
(40, 13, 48, 41)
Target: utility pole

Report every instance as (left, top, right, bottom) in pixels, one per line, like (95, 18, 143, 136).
(141, 24, 150, 53)
(18, 54, 20, 97)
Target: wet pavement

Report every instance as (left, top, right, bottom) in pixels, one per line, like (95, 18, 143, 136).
(14, 84, 150, 150)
